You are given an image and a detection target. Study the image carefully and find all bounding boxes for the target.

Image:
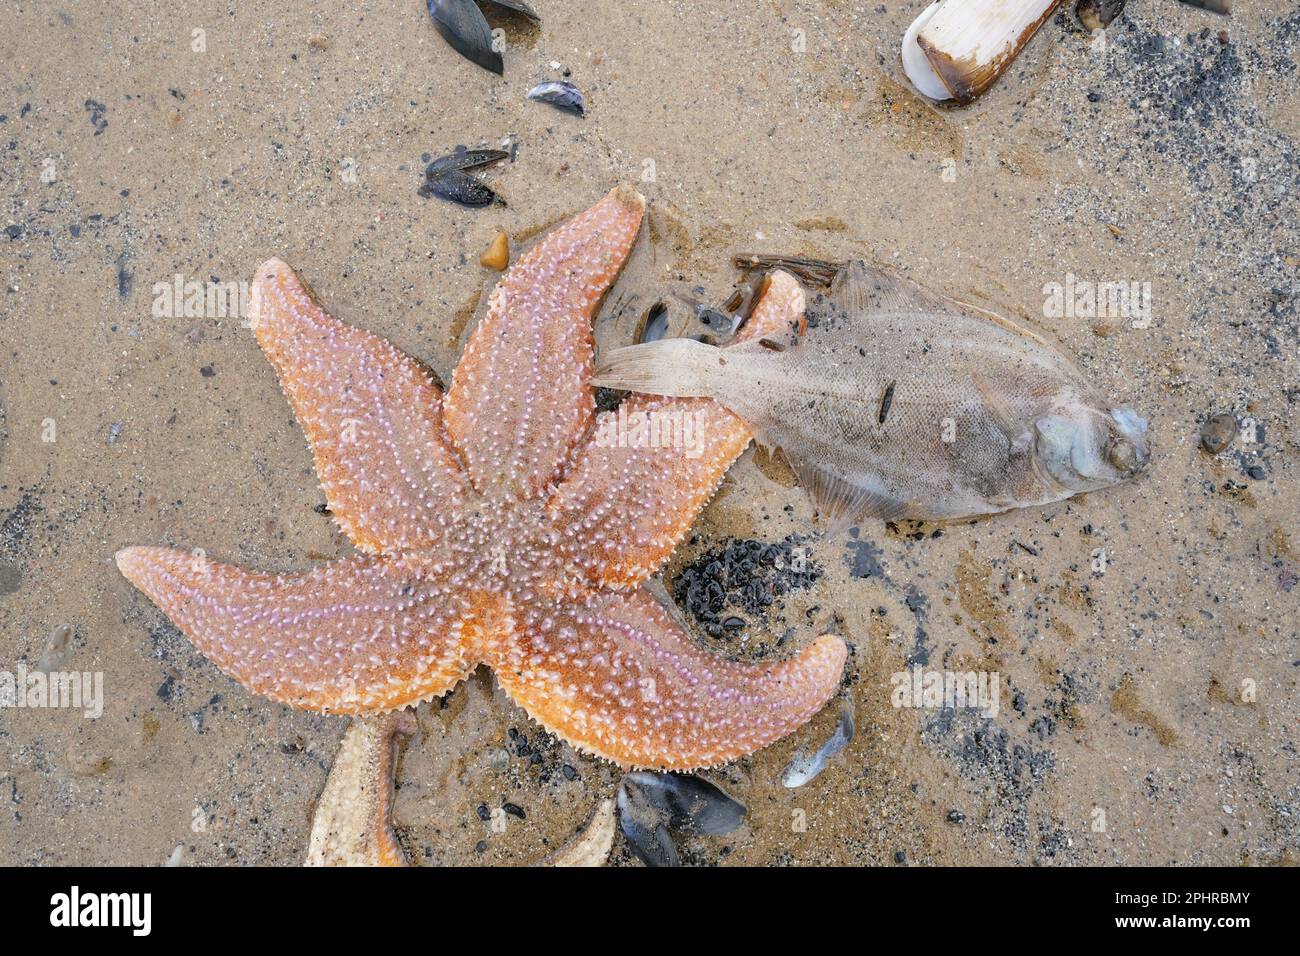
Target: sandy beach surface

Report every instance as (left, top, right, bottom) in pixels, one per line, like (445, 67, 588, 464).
(1, 0, 1296, 866)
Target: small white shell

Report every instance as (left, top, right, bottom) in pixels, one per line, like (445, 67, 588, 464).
(901, 2, 949, 101)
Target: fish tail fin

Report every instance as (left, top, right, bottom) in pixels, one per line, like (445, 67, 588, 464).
(591, 339, 724, 398)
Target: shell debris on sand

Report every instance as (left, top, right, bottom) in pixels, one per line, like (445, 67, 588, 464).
(426, 0, 540, 75)
(782, 699, 856, 788)
(616, 772, 746, 867)
(480, 230, 510, 270)
(901, 0, 1063, 104)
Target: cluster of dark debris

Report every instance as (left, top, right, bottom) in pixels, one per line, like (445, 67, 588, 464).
(671, 534, 822, 647)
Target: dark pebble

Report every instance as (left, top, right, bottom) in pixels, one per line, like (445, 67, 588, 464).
(947, 810, 966, 824)
(502, 803, 526, 820)
(1199, 413, 1237, 454)
(1246, 465, 1265, 480)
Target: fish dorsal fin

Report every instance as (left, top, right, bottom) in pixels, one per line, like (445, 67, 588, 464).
(833, 261, 954, 316)
(790, 456, 911, 537)
(835, 261, 1089, 379)
(828, 261, 873, 314)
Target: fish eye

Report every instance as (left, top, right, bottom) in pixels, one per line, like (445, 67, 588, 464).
(1108, 439, 1138, 473)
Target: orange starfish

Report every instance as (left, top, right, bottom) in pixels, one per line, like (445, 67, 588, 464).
(117, 187, 846, 852)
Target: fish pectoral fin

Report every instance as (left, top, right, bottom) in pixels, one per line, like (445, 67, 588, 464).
(970, 371, 1028, 446)
(791, 458, 910, 536)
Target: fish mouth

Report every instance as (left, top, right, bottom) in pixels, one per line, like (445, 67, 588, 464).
(1108, 407, 1151, 476)
(1107, 438, 1149, 475)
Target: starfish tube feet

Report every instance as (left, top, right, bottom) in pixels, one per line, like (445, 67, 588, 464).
(115, 547, 478, 714)
(485, 588, 847, 770)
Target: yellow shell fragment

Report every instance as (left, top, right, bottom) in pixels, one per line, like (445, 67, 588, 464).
(480, 230, 510, 270)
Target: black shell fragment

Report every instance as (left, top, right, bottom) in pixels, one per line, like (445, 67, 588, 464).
(427, 0, 540, 76)
(616, 772, 746, 867)
(420, 147, 508, 207)
(527, 81, 585, 117)
(487, 0, 539, 20)
(638, 302, 669, 344)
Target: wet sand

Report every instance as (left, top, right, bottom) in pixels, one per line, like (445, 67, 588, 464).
(0, 1, 1296, 865)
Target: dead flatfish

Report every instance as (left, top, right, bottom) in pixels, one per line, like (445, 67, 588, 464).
(594, 261, 1150, 533)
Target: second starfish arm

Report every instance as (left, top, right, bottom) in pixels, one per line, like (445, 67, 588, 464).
(482, 587, 847, 771)
(115, 546, 479, 714)
(250, 258, 470, 554)
(548, 270, 807, 590)
(443, 186, 646, 500)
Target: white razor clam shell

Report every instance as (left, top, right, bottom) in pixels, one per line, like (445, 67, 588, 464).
(901, 0, 1062, 104)
(901, 2, 949, 101)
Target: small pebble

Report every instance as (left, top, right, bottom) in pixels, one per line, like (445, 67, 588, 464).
(1199, 413, 1237, 454)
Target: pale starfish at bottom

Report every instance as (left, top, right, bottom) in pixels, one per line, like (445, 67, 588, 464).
(116, 187, 847, 865)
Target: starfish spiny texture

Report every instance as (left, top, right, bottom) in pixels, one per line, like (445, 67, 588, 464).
(116, 186, 847, 772)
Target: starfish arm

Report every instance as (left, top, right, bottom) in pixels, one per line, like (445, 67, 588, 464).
(250, 259, 468, 554)
(548, 270, 806, 589)
(548, 395, 751, 589)
(443, 186, 645, 499)
(484, 587, 847, 771)
(305, 711, 415, 867)
(116, 547, 478, 714)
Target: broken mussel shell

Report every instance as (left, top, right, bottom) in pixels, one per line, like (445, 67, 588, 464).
(901, 0, 1063, 105)
(419, 146, 508, 207)
(427, 0, 540, 75)
(1076, 0, 1126, 32)
(1177, 0, 1230, 14)
(781, 699, 856, 788)
(616, 772, 746, 867)
(734, 252, 843, 288)
(527, 80, 585, 117)
(638, 301, 670, 344)
(541, 799, 617, 868)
